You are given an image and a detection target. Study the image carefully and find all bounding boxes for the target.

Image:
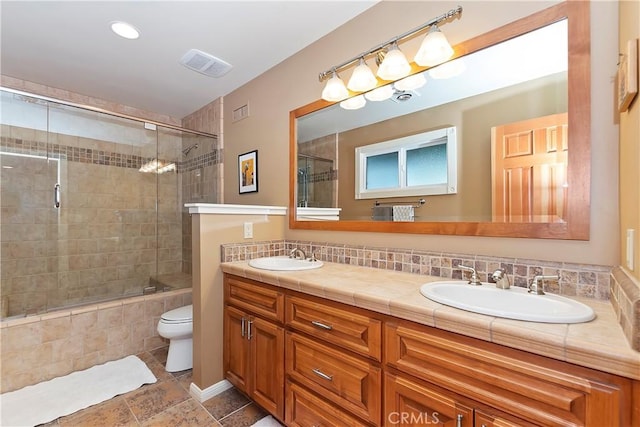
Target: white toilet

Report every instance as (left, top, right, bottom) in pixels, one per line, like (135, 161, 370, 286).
(157, 304, 193, 372)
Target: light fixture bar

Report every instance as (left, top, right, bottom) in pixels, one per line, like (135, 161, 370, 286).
(318, 5, 462, 82)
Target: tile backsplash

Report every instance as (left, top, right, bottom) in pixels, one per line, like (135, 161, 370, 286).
(221, 240, 611, 300)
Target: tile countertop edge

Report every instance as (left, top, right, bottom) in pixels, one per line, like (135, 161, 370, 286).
(220, 261, 640, 380)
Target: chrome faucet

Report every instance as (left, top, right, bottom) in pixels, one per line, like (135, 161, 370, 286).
(528, 275, 559, 295)
(459, 265, 482, 286)
(289, 247, 307, 260)
(491, 269, 511, 289)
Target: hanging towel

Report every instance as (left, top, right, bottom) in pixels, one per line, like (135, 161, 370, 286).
(372, 206, 393, 221)
(393, 205, 414, 221)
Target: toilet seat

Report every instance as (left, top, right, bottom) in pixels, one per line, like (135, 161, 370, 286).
(160, 304, 192, 324)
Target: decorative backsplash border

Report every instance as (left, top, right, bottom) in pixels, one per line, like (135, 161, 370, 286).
(220, 239, 612, 300)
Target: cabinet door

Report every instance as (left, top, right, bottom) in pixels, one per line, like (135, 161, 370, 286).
(250, 316, 285, 421)
(384, 372, 473, 427)
(223, 305, 249, 391)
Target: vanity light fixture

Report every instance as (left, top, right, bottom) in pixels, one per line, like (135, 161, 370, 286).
(414, 25, 454, 67)
(364, 85, 394, 102)
(321, 70, 350, 102)
(318, 6, 461, 102)
(110, 21, 140, 40)
(340, 94, 367, 110)
(347, 58, 378, 92)
(394, 73, 427, 91)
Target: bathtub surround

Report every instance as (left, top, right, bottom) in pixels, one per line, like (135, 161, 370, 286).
(0, 288, 191, 394)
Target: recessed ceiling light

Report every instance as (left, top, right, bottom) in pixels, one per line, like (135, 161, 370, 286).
(110, 21, 140, 40)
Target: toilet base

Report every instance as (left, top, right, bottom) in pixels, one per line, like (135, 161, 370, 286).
(165, 337, 193, 372)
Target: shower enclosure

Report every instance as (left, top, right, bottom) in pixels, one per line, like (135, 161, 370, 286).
(296, 154, 336, 208)
(0, 88, 218, 319)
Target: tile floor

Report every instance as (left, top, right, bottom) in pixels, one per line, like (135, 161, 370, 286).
(42, 346, 274, 427)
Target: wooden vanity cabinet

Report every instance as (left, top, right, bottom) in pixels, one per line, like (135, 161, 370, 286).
(222, 274, 636, 426)
(385, 319, 634, 427)
(223, 276, 285, 421)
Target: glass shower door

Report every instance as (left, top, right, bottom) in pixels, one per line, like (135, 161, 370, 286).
(0, 91, 59, 317)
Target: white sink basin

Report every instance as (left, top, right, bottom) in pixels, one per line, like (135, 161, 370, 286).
(248, 256, 323, 271)
(420, 281, 595, 323)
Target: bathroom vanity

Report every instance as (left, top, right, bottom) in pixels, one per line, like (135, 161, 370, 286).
(222, 261, 639, 426)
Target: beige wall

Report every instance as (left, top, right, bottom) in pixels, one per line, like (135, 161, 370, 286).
(619, 1, 640, 281)
(222, 1, 620, 267)
(191, 213, 286, 389)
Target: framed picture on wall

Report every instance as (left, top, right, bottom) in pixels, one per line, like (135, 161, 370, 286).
(238, 150, 258, 194)
(618, 38, 638, 113)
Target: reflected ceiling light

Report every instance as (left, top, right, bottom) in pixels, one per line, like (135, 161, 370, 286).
(110, 21, 140, 40)
(394, 73, 427, 91)
(414, 25, 454, 67)
(364, 85, 394, 102)
(340, 94, 367, 110)
(347, 58, 378, 92)
(376, 42, 412, 81)
(317, 6, 462, 103)
(321, 70, 349, 102)
(428, 57, 466, 79)
(139, 159, 176, 174)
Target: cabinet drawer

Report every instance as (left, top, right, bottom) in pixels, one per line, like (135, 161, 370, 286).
(475, 408, 538, 427)
(384, 371, 473, 427)
(286, 331, 381, 424)
(384, 321, 623, 426)
(224, 275, 284, 323)
(285, 380, 369, 427)
(286, 295, 382, 360)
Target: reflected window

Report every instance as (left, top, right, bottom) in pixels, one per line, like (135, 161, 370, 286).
(355, 126, 457, 199)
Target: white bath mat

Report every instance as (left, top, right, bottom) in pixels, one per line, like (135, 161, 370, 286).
(0, 355, 156, 426)
(251, 415, 284, 426)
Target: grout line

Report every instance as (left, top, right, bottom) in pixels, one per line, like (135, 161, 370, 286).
(217, 401, 253, 423)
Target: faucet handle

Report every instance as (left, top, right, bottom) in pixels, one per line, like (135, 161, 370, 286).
(528, 275, 559, 295)
(459, 265, 482, 286)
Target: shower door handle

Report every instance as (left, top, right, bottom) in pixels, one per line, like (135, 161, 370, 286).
(54, 184, 61, 208)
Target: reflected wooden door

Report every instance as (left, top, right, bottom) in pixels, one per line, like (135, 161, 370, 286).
(491, 113, 568, 222)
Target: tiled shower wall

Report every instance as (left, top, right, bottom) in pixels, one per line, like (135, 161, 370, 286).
(180, 99, 224, 274)
(0, 125, 183, 317)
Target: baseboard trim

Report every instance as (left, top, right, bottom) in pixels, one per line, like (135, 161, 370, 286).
(189, 379, 233, 402)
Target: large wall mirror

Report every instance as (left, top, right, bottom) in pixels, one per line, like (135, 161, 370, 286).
(289, 1, 590, 239)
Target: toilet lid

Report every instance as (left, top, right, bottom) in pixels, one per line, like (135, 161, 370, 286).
(161, 305, 193, 323)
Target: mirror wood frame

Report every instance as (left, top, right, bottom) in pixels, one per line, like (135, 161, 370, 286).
(289, 1, 590, 240)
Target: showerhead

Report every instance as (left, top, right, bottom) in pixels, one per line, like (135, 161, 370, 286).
(182, 143, 198, 156)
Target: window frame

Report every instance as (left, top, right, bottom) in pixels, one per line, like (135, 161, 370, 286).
(354, 126, 458, 199)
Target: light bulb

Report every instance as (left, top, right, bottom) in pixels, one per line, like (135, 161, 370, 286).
(364, 85, 394, 102)
(340, 95, 366, 110)
(321, 71, 349, 102)
(376, 43, 411, 81)
(347, 58, 378, 92)
(414, 26, 454, 67)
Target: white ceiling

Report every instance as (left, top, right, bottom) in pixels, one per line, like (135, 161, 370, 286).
(0, 1, 378, 119)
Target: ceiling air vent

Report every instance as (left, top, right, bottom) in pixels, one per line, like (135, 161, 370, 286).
(180, 49, 232, 78)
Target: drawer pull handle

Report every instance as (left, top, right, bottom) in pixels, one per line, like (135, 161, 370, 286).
(311, 320, 333, 330)
(456, 414, 463, 427)
(312, 368, 333, 381)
